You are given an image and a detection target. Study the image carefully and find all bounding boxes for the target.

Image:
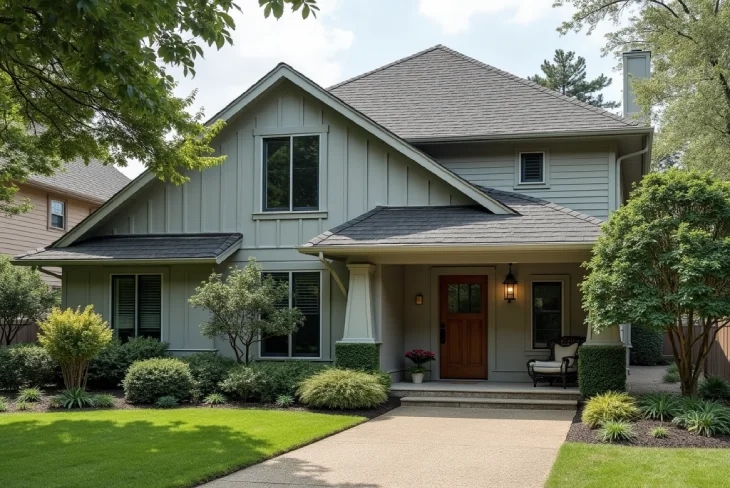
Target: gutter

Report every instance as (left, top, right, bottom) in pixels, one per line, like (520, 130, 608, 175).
(318, 252, 347, 297)
(615, 137, 651, 206)
(300, 242, 596, 256)
(407, 127, 654, 144)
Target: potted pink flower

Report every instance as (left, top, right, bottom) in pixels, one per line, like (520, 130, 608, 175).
(405, 349, 435, 384)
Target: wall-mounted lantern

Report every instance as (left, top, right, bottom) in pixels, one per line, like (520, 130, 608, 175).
(503, 263, 517, 303)
(415, 294, 424, 305)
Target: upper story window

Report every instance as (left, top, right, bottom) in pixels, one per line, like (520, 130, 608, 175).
(519, 152, 545, 184)
(263, 135, 319, 212)
(49, 199, 66, 230)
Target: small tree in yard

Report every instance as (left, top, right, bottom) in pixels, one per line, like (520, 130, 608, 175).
(582, 170, 730, 396)
(189, 258, 304, 364)
(38, 306, 112, 389)
(0, 256, 59, 345)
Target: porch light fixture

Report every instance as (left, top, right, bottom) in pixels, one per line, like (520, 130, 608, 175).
(503, 263, 517, 303)
(415, 294, 423, 305)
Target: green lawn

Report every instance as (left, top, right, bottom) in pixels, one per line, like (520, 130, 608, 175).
(546, 442, 730, 488)
(0, 408, 364, 488)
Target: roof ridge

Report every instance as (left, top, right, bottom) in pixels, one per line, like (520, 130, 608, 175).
(479, 186, 603, 226)
(327, 44, 445, 91)
(435, 46, 638, 128)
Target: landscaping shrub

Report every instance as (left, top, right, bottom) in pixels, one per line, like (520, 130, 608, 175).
(638, 393, 680, 421)
(91, 393, 116, 409)
(372, 371, 392, 391)
(663, 371, 680, 383)
(699, 376, 730, 401)
(0, 344, 58, 390)
(334, 343, 380, 372)
(597, 420, 635, 443)
(155, 395, 179, 408)
(17, 387, 42, 403)
(276, 394, 295, 408)
(298, 369, 387, 410)
(578, 345, 626, 398)
(651, 426, 669, 439)
(123, 358, 193, 404)
(16, 401, 30, 411)
(582, 391, 638, 428)
(672, 399, 730, 436)
(87, 338, 170, 388)
(58, 387, 94, 409)
(203, 393, 227, 406)
(182, 352, 236, 396)
(666, 362, 679, 374)
(0, 397, 7, 412)
(248, 361, 326, 402)
(48, 396, 63, 409)
(629, 324, 664, 366)
(218, 366, 262, 401)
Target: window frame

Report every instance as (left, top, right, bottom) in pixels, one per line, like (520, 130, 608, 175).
(110, 273, 164, 341)
(514, 150, 550, 188)
(261, 133, 321, 213)
(48, 198, 67, 230)
(258, 270, 323, 360)
(524, 275, 570, 351)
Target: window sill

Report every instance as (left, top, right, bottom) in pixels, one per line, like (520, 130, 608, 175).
(514, 183, 550, 190)
(252, 211, 328, 221)
(256, 356, 331, 362)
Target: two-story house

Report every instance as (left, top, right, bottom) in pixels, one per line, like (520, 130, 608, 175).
(14, 46, 652, 381)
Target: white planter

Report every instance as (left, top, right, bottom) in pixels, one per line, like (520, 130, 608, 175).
(412, 372, 424, 384)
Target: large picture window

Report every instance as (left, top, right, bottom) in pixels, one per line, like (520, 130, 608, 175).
(532, 281, 562, 349)
(112, 274, 162, 341)
(261, 271, 321, 358)
(263, 135, 319, 212)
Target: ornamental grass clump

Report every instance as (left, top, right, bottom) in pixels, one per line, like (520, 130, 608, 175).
(582, 391, 638, 428)
(638, 393, 680, 422)
(16, 387, 42, 403)
(597, 420, 635, 443)
(58, 387, 94, 409)
(38, 306, 112, 390)
(651, 426, 669, 439)
(203, 393, 227, 406)
(699, 376, 730, 401)
(672, 399, 730, 437)
(298, 369, 387, 410)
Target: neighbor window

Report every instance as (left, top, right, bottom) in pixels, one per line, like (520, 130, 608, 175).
(519, 152, 545, 184)
(112, 275, 162, 341)
(261, 271, 321, 358)
(532, 282, 562, 349)
(263, 135, 319, 211)
(49, 200, 66, 229)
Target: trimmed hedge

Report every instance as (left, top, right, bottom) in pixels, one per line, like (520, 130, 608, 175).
(630, 324, 664, 366)
(122, 358, 193, 404)
(87, 338, 170, 388)
(578, 345, 626, 398)
(334, 343, 380, 371)
(0, 344, 58, 390)
(181, 352, 236, 396)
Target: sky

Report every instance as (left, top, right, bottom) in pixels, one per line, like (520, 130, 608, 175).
(117, 0, 622, 178)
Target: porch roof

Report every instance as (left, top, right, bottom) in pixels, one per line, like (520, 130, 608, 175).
(299, 188, 602, 252)
(13, 233, 242, 266)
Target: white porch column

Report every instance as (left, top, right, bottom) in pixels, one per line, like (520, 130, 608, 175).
(584, 324, 623, 346)
(340, 264, 377, 343)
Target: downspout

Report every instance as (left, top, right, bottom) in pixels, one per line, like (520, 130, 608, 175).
(615, 139, 650, 208)
(319, 252, 347, 297)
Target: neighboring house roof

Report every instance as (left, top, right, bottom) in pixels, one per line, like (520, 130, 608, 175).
(300, 188, 602, 251)
(15, 233, 243, 265)
(329, 45, 646, 141)
(27, 159, 130, 203)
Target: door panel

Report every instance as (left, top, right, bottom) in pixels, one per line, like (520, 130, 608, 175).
(440, 275, 488, 379)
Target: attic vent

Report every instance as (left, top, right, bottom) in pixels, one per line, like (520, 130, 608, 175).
(520, 153, 544, 184)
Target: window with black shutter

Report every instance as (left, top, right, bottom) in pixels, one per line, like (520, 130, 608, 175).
(112, 274, 162, 341)
(520, 152, 545, 184)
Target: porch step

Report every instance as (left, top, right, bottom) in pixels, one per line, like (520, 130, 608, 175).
(390, 385, 580, 402)
(400, 396, 578, 410)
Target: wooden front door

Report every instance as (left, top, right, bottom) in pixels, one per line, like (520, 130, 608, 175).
(439, 275, 488, 379)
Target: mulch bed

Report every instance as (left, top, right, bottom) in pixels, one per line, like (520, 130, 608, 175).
(566, 404, 730, 448)
(1, 389, 401, 420)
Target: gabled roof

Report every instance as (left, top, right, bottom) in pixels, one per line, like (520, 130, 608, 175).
(299, 187, 602, 252)
(329, 45, 647, 141)
(27, 159, 129, 203)
(15, 233, 242, 265)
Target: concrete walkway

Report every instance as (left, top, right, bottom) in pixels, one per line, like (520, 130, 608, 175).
(627, 365, 681, 395)
(202, 406, 574, 488)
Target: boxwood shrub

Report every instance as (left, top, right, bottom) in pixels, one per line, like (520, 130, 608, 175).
(87, 338, 170, 388)
(334, 343, 380, 371)
(0, 344, 58, 390)
(629, 324, 664, 366)
(578, 345, 626, 398)
(181, 352, 236, 396)
(123, 358, 193, 404)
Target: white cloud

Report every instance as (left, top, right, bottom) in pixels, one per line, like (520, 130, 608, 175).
(418, 0, 554, 34)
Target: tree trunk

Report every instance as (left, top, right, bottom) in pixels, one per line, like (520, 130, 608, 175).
(244, 343, 250, 365)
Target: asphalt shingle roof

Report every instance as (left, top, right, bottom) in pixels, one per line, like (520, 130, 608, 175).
(329, 45, 640, 140)
(15, 233, 242, 262)
(302, 188, 602, 248)
(28, 159, 130, 202)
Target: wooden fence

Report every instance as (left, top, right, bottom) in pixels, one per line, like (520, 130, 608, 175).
(663, 326, 730, 379)
(6, 322, 40, 345)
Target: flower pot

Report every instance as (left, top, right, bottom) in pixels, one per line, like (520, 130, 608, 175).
(412, 372, 424, 384)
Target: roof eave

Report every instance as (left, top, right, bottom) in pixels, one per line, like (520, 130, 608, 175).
(405, 127, 654, 144)
(13, 257, 221, 266)
(23, 180, 107, 205)
(297, 242, 596, 256)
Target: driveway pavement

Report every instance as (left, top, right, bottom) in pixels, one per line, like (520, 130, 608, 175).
(202, 406, 574, 488)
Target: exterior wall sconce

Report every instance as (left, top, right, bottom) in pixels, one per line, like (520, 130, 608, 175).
(503, 263, 517, 303)
(415, 294, 424, 305)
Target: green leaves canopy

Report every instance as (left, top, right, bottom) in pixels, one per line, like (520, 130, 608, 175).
(0, 0, 318, 214)
(555, 0, 730, 177)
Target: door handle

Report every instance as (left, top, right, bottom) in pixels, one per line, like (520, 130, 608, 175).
(440, 324, 446, 344)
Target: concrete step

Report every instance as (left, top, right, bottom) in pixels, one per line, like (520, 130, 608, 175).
(390, 388, 580, 402)
(399, 396, 578, 410)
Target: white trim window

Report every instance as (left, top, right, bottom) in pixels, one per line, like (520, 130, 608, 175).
(263, 134, 320, 212)
(261, 271, 321, 358)
(111, 274, 162, 341)
(519, 152, 546, 185)
(531, 281, 563, 349)
(49, 199, 66, 230)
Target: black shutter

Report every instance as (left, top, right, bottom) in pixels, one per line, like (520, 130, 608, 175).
(137, 275, 162, 339)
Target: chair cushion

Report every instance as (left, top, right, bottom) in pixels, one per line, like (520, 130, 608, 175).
(554, 343, 579, 367)
(531, 361, 577, 374)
